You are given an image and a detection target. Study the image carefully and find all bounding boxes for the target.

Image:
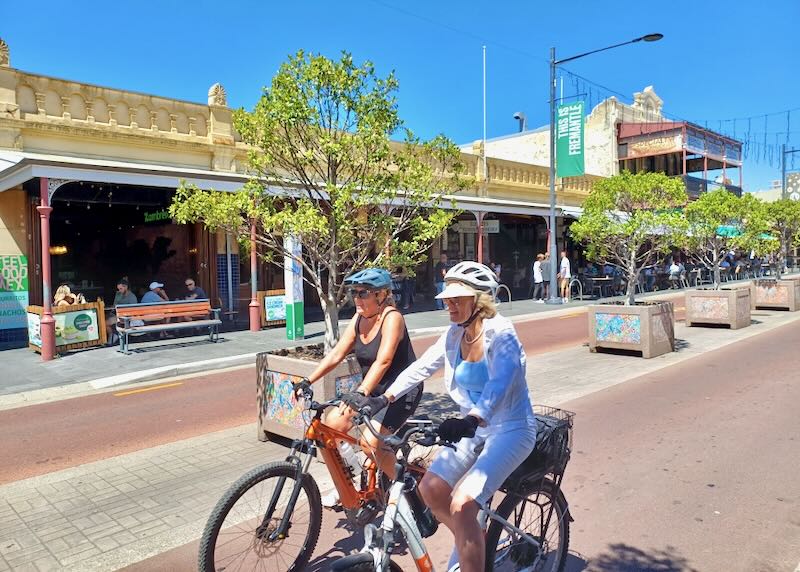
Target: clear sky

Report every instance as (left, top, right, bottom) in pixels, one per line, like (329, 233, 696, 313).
(3, 0, 798, 191)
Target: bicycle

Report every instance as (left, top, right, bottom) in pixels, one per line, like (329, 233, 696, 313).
(333, 405, 575, 572)
(197, 386, 423, 571)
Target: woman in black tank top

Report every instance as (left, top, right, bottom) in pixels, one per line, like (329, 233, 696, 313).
(302, 268, 422, 486)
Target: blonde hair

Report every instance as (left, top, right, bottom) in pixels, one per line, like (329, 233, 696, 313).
(54, 284, 72, 303)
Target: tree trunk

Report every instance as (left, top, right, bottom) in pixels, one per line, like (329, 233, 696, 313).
(322, 296, 339, 354)
(626, 269, 637, 306)
(714, 265, 721, 289)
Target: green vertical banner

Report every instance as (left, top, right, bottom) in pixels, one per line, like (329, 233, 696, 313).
(283, 235, 305, 340)
(556, 100, 585, 178)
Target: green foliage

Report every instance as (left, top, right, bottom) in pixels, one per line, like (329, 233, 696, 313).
(682, 189, 758, 287)
(751, 198, 800, 277)
(170, 51, 468, 344)
(570, 171, 688, 304)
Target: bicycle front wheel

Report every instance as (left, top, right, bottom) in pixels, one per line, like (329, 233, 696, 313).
(485, 479, 570, 572)
(198, 462, 322, 572)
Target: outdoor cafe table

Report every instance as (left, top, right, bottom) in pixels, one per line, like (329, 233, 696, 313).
(588, 276, 614, 298)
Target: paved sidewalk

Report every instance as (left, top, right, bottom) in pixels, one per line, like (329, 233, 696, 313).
(2, 285, 697, 397)
(1, 303, 799, 571)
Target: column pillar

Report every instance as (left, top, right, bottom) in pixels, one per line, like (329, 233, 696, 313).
(473, 211, 486, 264)
(37, 178, 55, 361)
(248, 221, 260, 332)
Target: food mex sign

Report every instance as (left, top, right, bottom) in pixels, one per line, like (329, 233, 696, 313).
(0, 255, 28, 292)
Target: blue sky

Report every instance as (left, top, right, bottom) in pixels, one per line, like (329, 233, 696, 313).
(4, 0, 798, 191)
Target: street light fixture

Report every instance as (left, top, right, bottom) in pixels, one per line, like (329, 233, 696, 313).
(546, 34, 663, 304)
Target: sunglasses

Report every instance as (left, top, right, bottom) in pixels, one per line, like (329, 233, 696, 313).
(349, 288, 373, 299)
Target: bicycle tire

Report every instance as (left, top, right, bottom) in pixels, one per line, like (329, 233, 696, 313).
(484, 479, 569, 572)
(198, 461, 322, 572)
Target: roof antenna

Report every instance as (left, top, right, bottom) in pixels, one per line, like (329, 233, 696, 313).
(513, 112, 527, 133)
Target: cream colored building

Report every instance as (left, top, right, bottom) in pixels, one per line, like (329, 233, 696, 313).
(461, 86, 669, 178)
(461, 85, 743, 199)
(0, 38, 597, 351)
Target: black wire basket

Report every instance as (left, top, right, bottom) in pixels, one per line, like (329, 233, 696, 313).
(532, 405, 575, 476)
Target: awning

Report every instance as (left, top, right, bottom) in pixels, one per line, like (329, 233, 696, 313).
(0, 150, 251, 194)
(0, 150, 586, 218)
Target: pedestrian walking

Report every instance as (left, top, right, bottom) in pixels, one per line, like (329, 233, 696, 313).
(532, 253, 544, 302)
(541, 252, 552, 300)
(559, 251, 572, 303)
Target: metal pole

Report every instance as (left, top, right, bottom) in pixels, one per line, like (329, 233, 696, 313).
(547, 47, 561, 304)
(225, 232, 234, 320)
(782, 143, 787, 200)
(37, 178, 56, 361)
(248, 222, 260, 332)
(482, 45, 487, 185)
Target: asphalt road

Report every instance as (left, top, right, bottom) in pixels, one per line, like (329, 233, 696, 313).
(0, 306, 615, 485)
(301, 313, 799, 572)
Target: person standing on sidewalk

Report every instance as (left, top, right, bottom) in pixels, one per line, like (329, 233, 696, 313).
(532, 253, 545, 302)
(434, 252, 449, 310)
(541, 252, 552, 300)
(559, 251, 572, 303)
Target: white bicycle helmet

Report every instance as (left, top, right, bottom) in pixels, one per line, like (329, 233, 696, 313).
(444, 261, 499, 293)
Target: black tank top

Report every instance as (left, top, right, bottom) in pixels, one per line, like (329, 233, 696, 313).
(355, 309, 417, 396)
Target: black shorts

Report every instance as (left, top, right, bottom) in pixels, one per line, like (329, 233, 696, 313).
(380, 385, 423, 432)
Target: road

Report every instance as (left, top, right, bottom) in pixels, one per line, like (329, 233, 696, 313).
(0, 305, 620, 485)
(114, 299, 800, 572)
(289, 314, 800, 571)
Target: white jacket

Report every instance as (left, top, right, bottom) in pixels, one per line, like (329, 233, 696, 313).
(385, 314, 536, 432)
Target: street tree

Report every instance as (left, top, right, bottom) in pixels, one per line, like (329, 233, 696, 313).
(570, 170, 688, 305)
(682, 189, 761, 288)
(753, 198, 800, 278)
(170, 51, 468, 351)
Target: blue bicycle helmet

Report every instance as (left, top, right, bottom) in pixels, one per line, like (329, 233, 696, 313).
(344, 268, 392, 289)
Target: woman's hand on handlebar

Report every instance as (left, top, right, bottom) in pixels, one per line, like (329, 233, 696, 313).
(340, 392, 389, 417)
(292, 377, 313, 400)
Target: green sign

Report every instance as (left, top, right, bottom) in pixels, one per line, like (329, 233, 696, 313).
(284, 236, 305, 340)
(556, 101, 585, 178)
(143, 209, 171, 224)
(27, 308, 100, 347)
(0, 255, 29, 330)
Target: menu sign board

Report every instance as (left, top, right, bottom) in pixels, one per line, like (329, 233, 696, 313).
(0, 255, 29, 330)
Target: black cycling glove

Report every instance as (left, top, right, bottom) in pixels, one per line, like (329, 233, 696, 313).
(292, 377, 312, 399)
(341, 391, 389, 416)
(438, 415, 480, 443)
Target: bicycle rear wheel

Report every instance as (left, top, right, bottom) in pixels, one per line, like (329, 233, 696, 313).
(198, 462, 321, 572)
(485, 479, 569, 572)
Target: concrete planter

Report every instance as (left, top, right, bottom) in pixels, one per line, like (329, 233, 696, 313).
(588, 301, 674, 359)
(750, 279, 800, 311)
(685, 287, 751, 329)
(256, 346, 362, 442)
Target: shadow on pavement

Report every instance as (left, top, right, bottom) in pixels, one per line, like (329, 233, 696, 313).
(565, 543, 700, 572)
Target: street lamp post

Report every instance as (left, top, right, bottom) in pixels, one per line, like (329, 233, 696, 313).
(546, 33, 663, 304)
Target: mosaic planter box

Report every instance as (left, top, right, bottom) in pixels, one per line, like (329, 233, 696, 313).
(685, 287, 751, 329)
(256, 347, 362, 442)
(588, 301, 674, 359)
(750, 279, 800, 311)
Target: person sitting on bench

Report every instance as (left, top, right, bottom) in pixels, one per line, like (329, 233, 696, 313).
(141, 281, 173, 337)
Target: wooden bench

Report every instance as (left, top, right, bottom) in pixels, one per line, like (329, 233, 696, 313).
(114, 299, 222, 354)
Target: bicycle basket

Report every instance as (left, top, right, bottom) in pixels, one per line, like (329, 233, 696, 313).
(507, 405, 575, 483)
